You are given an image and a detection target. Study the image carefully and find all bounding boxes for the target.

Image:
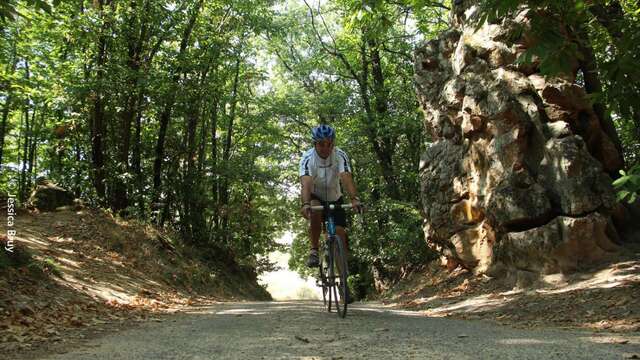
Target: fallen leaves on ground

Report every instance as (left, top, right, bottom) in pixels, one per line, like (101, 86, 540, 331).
(0, 208, 257, 356)
(384, 250, 640, 333)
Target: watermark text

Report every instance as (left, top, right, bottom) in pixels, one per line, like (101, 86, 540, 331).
(5, 194, 16, 252)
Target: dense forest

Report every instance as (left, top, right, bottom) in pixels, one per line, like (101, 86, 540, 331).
(1, 0, 638, 297)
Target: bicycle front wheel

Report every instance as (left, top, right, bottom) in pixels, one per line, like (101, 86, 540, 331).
(318, 245, 329, 309)
(331, 235, 349, 318)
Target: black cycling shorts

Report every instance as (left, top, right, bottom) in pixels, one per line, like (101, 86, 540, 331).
(310, 194, 347, 228)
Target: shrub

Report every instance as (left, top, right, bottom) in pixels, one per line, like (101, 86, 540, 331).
(613, 164, 640, 204)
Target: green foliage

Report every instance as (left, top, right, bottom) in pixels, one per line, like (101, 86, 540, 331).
(4, 0, 634, 298)
(0, 0, 295, 279)
(475, 0, 517, 28)
(270, 0, 442, 295)
(514, 16, 580, 76)
(29, 256, 63, 278)
(0, 0, 57, 22)
(351, 199, 435, 270)
(613, 164, 640, 204)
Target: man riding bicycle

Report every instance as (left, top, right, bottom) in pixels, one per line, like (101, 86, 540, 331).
(298, 125, 362, 285)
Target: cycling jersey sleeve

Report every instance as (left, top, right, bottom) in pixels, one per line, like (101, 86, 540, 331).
(337, 149, 351, 174)
(299, 153, 313, 177)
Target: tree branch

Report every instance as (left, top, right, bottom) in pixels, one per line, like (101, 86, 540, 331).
(381, 44, 413, 62)
(302, 0, 361, 84)
(144, 1, 190, 65)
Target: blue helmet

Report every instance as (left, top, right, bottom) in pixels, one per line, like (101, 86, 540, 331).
(311, 124, 336, 142)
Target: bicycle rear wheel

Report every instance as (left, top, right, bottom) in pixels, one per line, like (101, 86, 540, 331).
(331, 235, 348, 318)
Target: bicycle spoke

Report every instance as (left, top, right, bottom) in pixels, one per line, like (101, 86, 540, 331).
(327, 241, 334, 313)
(332, 235, 348, 318)
(318, 251, 328, 308)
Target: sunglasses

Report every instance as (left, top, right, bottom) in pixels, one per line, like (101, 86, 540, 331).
(315, 140, 334, 148)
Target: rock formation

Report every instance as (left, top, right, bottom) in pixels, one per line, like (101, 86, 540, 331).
(28, 178, 76, 211)
(414, 2, 624, 276)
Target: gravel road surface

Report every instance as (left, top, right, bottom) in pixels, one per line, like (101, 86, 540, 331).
(39, 301, 640, 359)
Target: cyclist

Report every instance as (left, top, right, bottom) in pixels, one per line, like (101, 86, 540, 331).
(298, 125, 362, 292)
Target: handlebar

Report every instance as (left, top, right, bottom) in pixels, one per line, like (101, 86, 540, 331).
(309, 203, 357, 211)
(310, 204, 353, 211)
(305, 203, 367, 227)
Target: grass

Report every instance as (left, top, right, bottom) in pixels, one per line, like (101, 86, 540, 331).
(33, 256, 64, 278)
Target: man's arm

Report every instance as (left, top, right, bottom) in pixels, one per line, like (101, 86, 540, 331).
(340, 172, 362, 212)
(300, 175, 313, 219)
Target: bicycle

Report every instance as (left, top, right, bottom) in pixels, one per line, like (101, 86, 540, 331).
(311, 202, 358, 318)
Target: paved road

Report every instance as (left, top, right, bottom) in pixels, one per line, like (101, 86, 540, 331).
(39, 301, 640, 359)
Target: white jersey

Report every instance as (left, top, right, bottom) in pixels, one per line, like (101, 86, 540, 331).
(298, 147, 352, 202)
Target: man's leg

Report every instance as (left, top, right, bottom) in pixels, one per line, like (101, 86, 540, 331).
(307, 199, 322, 267)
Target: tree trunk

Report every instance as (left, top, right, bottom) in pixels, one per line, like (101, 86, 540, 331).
(19, 59, 33, 202)
(153, 102, 171, 195)
(113, 90, 137, 210)
(209, 96, 220, 242)
(19, 106, 31, 202)
(369, 39, 388, 115)
(0, 95, 11, 168)
(220, 56, 241, 244)
(91, 57, 107, 201)
(159, 192, 172, 228)
(152, 0, 203, 204)
(370, 41, 400, 200)
(589, 2, 625, 42)
(575, 22, 625, 174)
(112, 89, 136, 210)
(589, 1, 640, 162)
(183, 97, 201, 243)
(52, 109, 65, 181)
(357, 38, 401, 200)
(190, 66, 212, 242)
(632, 110, 640, 158)
(26, 109, 37, 199)
(14, 109, 22, 186)
(90, 0, 111, 203)
(0, 41, 17, 168)
(112, 0, 152, 211)
(73, 137, 82, 198)
(197, 106, 208, 174)
(132, 94, 144, 216)
(26, 107, 45, 195)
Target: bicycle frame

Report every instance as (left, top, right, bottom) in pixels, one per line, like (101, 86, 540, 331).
(311, 203, 353, 317)
(315, 203, 343, 277)
(325, 210, 337, 239)
(323, 209, 338, 285)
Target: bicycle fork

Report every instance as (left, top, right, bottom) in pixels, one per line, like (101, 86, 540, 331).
(325, 216, 337, 285)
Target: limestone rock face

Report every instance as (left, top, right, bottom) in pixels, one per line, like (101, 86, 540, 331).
(415, 3, 622, 275)
(495, 212, 618, 274)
